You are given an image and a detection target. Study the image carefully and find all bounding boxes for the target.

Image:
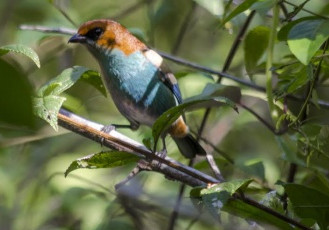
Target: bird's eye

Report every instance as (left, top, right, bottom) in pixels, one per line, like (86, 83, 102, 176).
(85, 27, 104, 41)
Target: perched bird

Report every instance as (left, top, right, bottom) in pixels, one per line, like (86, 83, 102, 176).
(68, 19, 206, 158)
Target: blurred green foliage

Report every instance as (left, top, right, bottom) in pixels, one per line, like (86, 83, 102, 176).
(1, 0, 329, 229)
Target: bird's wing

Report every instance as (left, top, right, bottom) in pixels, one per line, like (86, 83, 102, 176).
(142, 49, 183, 104)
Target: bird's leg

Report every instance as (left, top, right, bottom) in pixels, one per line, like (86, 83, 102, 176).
(153, 136, 167, 170)
(100, 122, 139, 145)
(101, 124, 132, 133)
(157, 136, 167, 158)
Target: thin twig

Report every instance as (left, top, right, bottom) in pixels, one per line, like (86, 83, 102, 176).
(168, 4, 200, 228)
(238, 103, 288, 135)
(171, 2, 196, 55)
(290, 40, 329, 126)
(283, 0, 328, 19)
(282, 163, 297, 211)
(266, 1, 280, 122)
(52, 3, 77, 27)
(193, 10, 256, 146)
(168, 159, 195, 230)
(19, 25, 76, 35)
(112, 0, 152, 20)
(158, 50, 266, 91)
(241, 196, 310, 230)
(191, 130, 234, 164)
(115, 164, 144, 190)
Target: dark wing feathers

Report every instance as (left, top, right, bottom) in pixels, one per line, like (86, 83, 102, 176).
(158, 70, 183, 104)
(142, 48, 182, 104)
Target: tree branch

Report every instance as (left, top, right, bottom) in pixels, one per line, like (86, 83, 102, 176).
(58, 108, 219, 187)
(57, 108, 310, 230)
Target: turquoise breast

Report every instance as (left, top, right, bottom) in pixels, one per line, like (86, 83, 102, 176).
(95, 48, 178, 127)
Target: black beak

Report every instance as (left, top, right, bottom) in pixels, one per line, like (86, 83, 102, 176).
(68, 33, 86, 43)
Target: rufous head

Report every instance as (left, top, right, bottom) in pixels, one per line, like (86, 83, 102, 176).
(68, 19, 147, 55)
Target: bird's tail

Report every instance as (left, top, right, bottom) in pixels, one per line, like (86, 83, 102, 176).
(173, 134, 206, 159)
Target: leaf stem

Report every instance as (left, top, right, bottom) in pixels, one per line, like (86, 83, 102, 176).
(266, 1, 280, 123)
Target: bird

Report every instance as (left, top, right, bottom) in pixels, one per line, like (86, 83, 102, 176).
(68, 19, 206, 158)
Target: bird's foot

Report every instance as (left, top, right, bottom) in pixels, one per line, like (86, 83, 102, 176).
(153, 148, 167, 170)
(100, 124, 116, 146)
(156, 148, 167, 159)
(101, 124, 116, 133)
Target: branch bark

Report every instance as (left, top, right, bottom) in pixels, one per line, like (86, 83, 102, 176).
(57, 108, 310, 230)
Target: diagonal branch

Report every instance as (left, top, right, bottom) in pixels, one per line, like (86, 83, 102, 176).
(58, 108, 219, 186)
(57, 108, 310, 230)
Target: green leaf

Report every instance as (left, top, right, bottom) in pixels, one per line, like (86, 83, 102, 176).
(260, 191, 285, 214)
(276, 135, 305, 166)
(275, 64, 313, 99)
(198, 180, 292, 229)
(0, 60, 34, 127)
(288, 19, 329, 65)
(80, 70, 107, 97)
(37, 66, 90, 97)
(250, 0, 275, 14)
(221, 0, 258, 25)
(33, 95, 66, 131)
(65, 151, 141, 177)
(192, 179, 253, 221)
(222, 198, 295, 230)
(200, 84, 241, 102)
(284, 183, 329, 229)
(152, 96, 238, 146)
(0, 44, 40, 68)
(201, 179, 253, 198)
(33, 66, 106, 130)
(277, 17, 316, 41)
(238, 159, 265, 180)
(244, 26, 270, 75)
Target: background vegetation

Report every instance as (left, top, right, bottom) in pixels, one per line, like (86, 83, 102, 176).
(1, 0, 329, 229)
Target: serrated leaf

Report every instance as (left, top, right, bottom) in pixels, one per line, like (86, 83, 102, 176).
(244, 26, 270, 75)
(0, 44, 40, 68)
(288, 19, 329, 65)
(221, 0, 258, 25)
(65, 151, 141, 177)
(37, 66, 90, 97)
(201, 179, 253, 198)
(198, 179, 253, 221)
(37, 66, 105, 97)
(33, 95, 66, 131)
(33, 66, 106, 130)
(201, 179, 253, 220)
(152, 96, 238, 146)
(260, 191, 285, 214)
(284, 184, 329, 229)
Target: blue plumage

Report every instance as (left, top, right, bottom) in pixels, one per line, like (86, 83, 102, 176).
(69, 19, 206, 158)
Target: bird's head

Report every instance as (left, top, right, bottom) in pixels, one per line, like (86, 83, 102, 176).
(68, 19, 147, 55)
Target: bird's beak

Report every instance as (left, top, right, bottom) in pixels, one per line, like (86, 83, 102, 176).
(68, 33, 86, 43)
